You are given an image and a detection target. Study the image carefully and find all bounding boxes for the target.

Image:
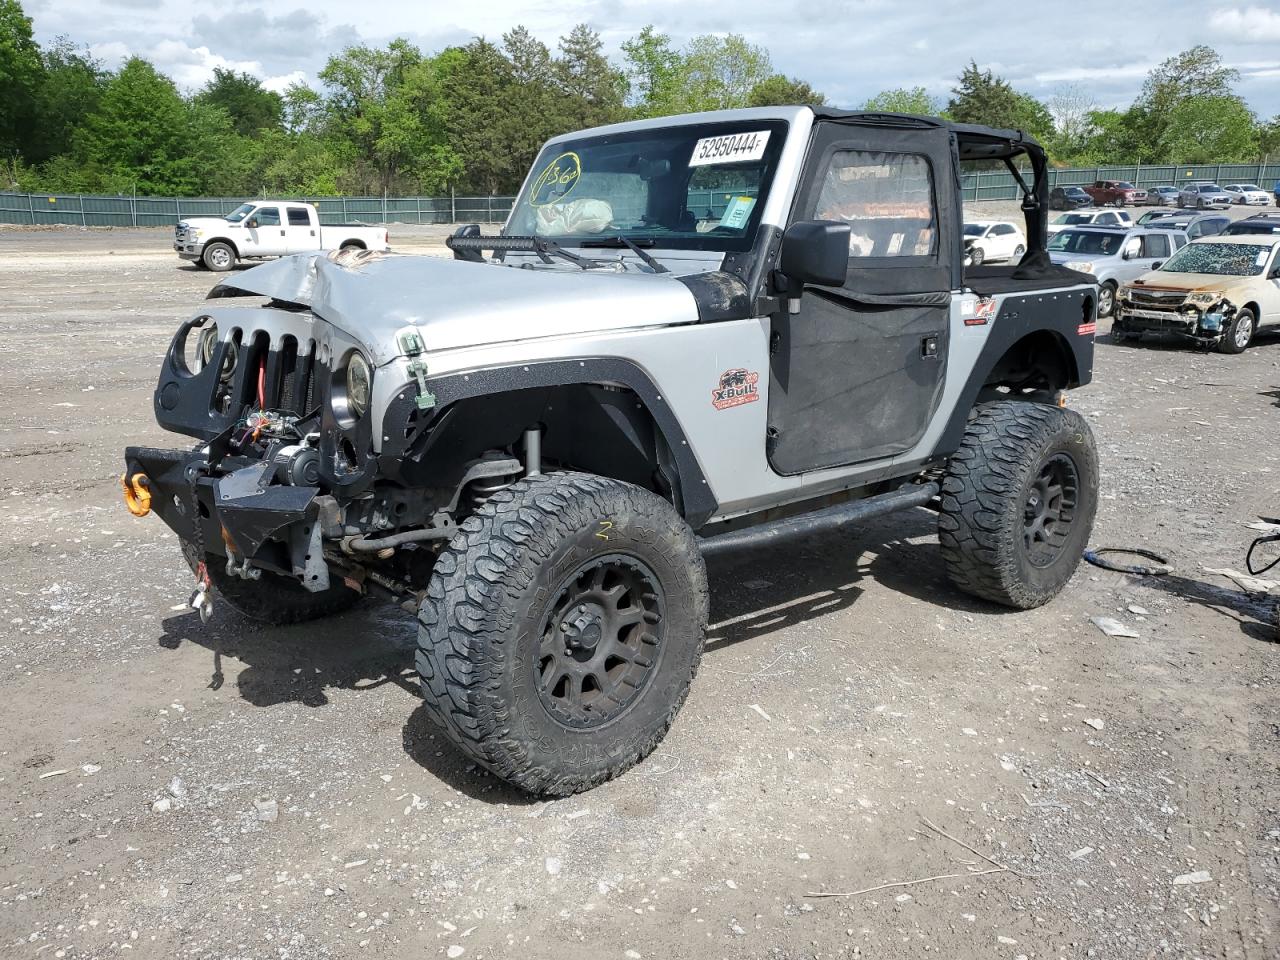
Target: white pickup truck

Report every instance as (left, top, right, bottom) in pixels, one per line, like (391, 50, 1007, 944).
(173, 201, 390, 271)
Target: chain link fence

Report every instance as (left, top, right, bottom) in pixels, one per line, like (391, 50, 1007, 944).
(3, 163, 1279, 227)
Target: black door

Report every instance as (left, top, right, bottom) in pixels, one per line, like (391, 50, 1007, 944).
(767, 120, 959, 475)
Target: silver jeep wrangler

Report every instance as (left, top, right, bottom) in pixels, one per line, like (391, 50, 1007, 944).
(124, 107, 1100, 795)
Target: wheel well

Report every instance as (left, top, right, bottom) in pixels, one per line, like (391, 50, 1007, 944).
(412, 383, 688, 513)
(981, 330, 1079, 395)
(340, 239, 367, 250)
(205, 237, 239, 257)
(1241, 300, 1261, 319)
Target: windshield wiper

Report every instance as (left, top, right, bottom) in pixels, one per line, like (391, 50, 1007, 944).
(579, 236, 670, 274)
(445, 233, 608, 270)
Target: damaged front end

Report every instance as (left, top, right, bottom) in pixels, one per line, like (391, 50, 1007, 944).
(1114, 286, 1239, 346)
(122, 276, 450, 617)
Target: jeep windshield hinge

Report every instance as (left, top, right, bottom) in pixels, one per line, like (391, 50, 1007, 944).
(397, 329, 437, 411)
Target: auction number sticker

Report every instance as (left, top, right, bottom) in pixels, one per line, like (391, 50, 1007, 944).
(689, 131, 771, 166)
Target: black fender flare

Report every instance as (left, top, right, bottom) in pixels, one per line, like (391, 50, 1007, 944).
(381, 357, 719, 529)
(931, 287, 1096, 458)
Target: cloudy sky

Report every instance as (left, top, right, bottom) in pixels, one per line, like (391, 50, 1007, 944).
(23, 0, 1280, 115)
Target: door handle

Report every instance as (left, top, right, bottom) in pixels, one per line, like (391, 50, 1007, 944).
(280, 230, 286, 236)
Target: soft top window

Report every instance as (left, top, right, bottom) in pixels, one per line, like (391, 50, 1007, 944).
(813, 150, 936, 258)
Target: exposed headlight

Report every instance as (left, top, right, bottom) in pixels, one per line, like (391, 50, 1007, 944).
(196, 322, 236, 381)
(1065, 261, 1095, 273)
(1188, 291, 1225, 304)
(346, 353, 372, 417)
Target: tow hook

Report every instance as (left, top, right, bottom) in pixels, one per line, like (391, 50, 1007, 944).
(190, 561, 214, 623)
(225, 554, 263, 581)
(120, 472, 152, 517)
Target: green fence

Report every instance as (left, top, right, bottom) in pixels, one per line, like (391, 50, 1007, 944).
(0, 193, 517, 227)
(3, 163, 1279, 227)
(962, 162, 1280, 202)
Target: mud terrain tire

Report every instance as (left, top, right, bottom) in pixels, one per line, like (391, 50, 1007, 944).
(180, 540, 360, 624)
(938, 401, 1098, 609)
(416, 472, 709, 796)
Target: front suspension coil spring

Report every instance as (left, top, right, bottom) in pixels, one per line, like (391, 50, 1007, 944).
(469, 472, 520, 510)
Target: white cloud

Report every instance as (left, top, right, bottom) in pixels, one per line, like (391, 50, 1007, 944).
(148, 39, 264, 89)
(263, 70, 308, 94)
(1210, 6, 1280, 43)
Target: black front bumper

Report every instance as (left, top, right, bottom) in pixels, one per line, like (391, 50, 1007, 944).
(125, 446, 320, 572)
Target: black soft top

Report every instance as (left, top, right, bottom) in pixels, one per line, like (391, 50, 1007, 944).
(805, 110, 1083, 296)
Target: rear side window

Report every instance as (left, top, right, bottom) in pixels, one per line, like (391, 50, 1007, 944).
(814, 151, 936, 257)
(287, 207, 311, 226)
(1140, 233, 1170, 258)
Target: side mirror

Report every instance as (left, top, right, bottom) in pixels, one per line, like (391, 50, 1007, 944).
(779, 220, 851, 289)
(246, 218, 258, 228)
(1151, 261, 1163, 270)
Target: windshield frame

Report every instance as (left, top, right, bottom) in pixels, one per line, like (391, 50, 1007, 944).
(1157, 241, 1277, 277)
(505, 119, 790, 253)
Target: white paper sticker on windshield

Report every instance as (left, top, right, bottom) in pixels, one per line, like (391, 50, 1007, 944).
(719, 196, 757, 229)
(689, 131, 771, 166)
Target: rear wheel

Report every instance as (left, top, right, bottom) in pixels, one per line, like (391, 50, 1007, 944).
(1217, 307, 1255, 354)
(939, 401, 1098, 609)
(416, 472, 709, 796)
(202, 241, 236, 272)
(180, 540, 359, 625)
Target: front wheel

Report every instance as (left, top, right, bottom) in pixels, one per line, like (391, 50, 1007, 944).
(1217, 308, 1255, 354)
(938, 402, 1099, 610)
(202, 241, 236, 272)
(969, 246, 985, 266)
(1097, 281, 1117, 318)
(416, 472, 709, 796)
(1011, 244, 1025, 261)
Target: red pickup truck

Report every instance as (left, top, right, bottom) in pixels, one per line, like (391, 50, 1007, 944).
(1083, 180, 1148, 206)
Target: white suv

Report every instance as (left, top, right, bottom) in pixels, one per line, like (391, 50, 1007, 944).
(1047, 209, 1133, 236)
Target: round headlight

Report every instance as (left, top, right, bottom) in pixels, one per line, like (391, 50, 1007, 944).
(197, 323, 218, 371)
(196, 322, 236, 381)
(346, 353, 372, 417)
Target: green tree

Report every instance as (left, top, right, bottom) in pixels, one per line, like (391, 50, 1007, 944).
(621, 25, 681, 117)
(0, 0, 43, 159)
(947, 62, 1052, 141)
(29, 37, 106, 165)
(553, 24, 626, 131)
(318, 38, 425, 193)
(196, 67, 283, 137)
(438, 39, 516, 194)
(746, 74, 824, 107)
(1130, 47, 1250, 162)
(1160, 95, 1258, 163)
(502, 26, 558, 180)
(862, 86, 941, 115)
(74, 57, 205, 194)
(1258, 115, 1280, 162)
(667, 34, 772, 114)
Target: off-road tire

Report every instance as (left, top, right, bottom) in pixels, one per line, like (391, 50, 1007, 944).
(202, 241, 236, 272)
(1216, 307, 1255, 354)
(416, 472, 709, 796)
(938, 401, 1099, 610)
(180, 539, 360, 624)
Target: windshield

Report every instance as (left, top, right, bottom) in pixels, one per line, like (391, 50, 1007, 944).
(1238, 184, 1261, 191)
(1047, 230, 1127, 255)
(1159, 242, 1274, 276)
(1225, 220, 1280, 235)
(225, 203, 255, 223)
(506, 120, 788, 252)
(1198, 184, 1222, 192)
(963, 224, 986, 236)
(1116, 182, 1135, 189)
(1053, 213, 1094, 225)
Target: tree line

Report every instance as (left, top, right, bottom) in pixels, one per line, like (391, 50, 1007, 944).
(1, 0, 1277, 200)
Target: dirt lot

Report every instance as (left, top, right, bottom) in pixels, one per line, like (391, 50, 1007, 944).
(0, 220, 1277, 960)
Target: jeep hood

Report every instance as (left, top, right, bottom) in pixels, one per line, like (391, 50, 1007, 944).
(207, 252, 702, 364)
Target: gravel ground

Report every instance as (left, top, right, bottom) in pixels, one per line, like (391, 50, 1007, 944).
(0, 224, 1277, 960)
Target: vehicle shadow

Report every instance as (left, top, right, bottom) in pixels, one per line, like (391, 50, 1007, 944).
(1137, 572, 1278, 643)
(155, 506, 1013, 801)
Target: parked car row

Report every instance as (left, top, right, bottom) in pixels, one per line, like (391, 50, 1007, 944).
(1049, 179, 1279, 211)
